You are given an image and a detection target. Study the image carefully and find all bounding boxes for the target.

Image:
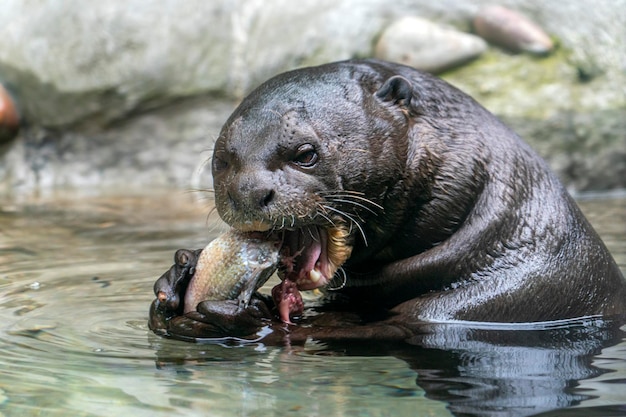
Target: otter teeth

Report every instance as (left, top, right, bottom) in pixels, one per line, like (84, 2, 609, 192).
(309, 269, 322, 283)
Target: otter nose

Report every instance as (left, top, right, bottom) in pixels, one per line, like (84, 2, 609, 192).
(227, 174, 276, 211)
(258, 188, 275, 208)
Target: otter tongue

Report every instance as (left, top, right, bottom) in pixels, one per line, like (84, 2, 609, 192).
(282, 226, 327, 290)
(299, 231, 322, 277)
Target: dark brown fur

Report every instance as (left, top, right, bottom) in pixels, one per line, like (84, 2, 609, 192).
(150, 59, 625, 341)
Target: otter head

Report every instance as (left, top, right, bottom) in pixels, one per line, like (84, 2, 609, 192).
(212, 62, 416, 290)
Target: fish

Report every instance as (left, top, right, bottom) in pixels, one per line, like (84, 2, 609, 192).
(182, 229, 280, 314)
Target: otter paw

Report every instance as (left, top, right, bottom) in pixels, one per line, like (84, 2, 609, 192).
(153, 248, 202, 313)
(191, 296, 274, 337)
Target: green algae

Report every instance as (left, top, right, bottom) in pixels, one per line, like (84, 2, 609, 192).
(441, 48, 625, 120)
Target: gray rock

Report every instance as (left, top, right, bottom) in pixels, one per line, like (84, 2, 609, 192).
(375, 17, 487, 74)
(0, 0, 387, 128)
(0, 96, 235, 192)
(0, 1, 234, 127)
(0, 0, 624, 194)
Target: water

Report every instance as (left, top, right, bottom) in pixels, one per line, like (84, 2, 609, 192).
(0, 190, 624, 417)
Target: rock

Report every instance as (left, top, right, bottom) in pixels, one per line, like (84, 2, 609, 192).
(0, 0, 234, 128)
(0, 0, 624, 194)
(0, 83, 19, 143)
(0, 0, 387, 128)
(0, 96, 234, 192)
(375, 17, 487, 74)
(442, 47, 626, 193)
(473, 5, 554, 55)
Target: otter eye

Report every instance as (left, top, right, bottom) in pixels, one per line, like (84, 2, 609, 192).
(292, 144, 318, 167)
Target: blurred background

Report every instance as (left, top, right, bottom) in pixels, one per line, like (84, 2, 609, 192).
(0, 0, 624, 196)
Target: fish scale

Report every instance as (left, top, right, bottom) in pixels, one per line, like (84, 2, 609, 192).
(183, 229, 280, 314)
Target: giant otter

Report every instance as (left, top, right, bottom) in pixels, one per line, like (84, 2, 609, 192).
(149, 59, 625, 342)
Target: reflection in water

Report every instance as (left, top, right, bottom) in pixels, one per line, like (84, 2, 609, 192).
(148, 315, 626, 417)
(0, 191, 624, 416)
(404, 319, 624, 416)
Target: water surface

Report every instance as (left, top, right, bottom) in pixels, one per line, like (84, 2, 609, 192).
(0, 190, 624, 417)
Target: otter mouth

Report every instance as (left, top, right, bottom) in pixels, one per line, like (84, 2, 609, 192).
(275, 225, 352, 290)
(235, 221, 353, 291)
(238, 222, 353, 323)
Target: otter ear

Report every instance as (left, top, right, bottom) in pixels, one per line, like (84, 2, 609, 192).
(375, 75, 415, 108)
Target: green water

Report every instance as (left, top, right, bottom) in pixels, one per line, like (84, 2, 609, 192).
(0, 190, 624, 417)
